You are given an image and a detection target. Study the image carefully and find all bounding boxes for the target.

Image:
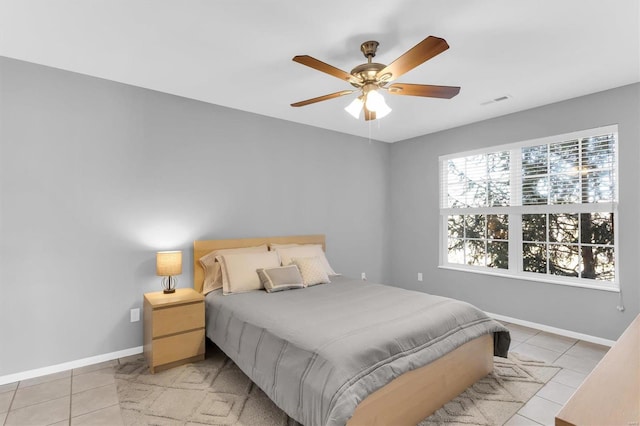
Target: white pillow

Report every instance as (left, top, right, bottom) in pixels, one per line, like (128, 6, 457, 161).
(274, 244, 337, 275)
(200, 245, 267, 294)
(218, 251, 280, 295)
(292, 257, 331, 287)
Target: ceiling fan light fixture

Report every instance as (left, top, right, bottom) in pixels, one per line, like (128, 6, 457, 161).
(345, 96, 364, 119)
(364, 89, 392, 118)
(374, 100, 392, 119)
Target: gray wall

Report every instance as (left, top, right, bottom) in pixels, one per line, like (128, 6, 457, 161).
(389, 83, 640, 340)
(0, 57, 390, 376)
(1, 54, 637, 378)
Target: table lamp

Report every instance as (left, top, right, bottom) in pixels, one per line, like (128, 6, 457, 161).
(156, 251, 182, 294)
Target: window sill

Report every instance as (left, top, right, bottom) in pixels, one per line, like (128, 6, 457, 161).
(438, 264, 620, 293)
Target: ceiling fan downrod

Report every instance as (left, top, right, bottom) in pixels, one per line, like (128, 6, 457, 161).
(360, 40, 379, 63)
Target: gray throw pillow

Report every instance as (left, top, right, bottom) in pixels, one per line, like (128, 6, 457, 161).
(257, 265, 305, 293)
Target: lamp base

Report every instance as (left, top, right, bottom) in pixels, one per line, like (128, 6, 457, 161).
(161, 276, 177, 294)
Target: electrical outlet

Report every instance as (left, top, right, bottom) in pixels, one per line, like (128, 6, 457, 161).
(361, 272, 367, 280)
(130, 308, 140, 322)
(418, 273, 423, 282)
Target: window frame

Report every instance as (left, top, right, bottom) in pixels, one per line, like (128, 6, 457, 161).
(438, 125, 619, 292)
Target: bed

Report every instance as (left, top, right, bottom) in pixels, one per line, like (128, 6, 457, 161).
(193, 235, 510, 426)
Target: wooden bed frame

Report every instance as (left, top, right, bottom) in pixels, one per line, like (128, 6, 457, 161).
(193, 235, 494, 426)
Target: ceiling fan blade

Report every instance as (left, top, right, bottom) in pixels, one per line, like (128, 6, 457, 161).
(293, 55, 362, 85)
(363, 105, 376, 121)
(388, 83, 460, 99)
(376, 36, 450, 82)
(291, 90, 355, 107)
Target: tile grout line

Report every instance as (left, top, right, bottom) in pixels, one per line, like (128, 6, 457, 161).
(560, 339, 579, 356)
(517, 411, 546, 426)
(72, 402, 120, 422)
(5, 395, 71, 422)
(68, 368, 74, 426)
(518, 394, 564, 425)
(70, 364, 121, 424)
(2, 388, 20, 426)
(516, 327, 583, 365)
(3, 387, 17, 426)
(536, 392, 568, 407)
(526, 337, 579, 356)
(117, 357, 126, 424)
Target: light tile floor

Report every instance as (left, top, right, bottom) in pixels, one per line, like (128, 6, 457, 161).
(1, 358, 125, 426)
(503, 322, 609, 426)
(0, 324, 609, 426)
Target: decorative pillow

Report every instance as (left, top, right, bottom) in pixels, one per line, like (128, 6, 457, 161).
(257, 265, 304, 293)
(292, 256, 331, 287)
(200, 245, 267, 294)
(218, 251, 280, 295)
(274, 244, 337, 275)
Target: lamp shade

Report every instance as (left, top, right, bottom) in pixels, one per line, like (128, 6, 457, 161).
(365, 89, 385, 111)
(156, 251, 182, 276)
(373, 99, 392, 118)
(345, 96, 364, 119)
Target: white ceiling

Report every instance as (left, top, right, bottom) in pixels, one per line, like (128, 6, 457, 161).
(1, 0, 639, 142)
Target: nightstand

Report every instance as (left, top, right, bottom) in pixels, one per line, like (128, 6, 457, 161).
(143, 288, 205, 373)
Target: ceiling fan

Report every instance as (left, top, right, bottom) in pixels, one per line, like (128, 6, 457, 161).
(291, 36, 460, 121)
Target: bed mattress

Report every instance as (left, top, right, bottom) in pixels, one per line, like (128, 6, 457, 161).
(205, 276, 510, 426)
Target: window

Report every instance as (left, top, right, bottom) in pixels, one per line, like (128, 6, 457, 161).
(439, 126, 618, 291)
(448, 214, 509, 268)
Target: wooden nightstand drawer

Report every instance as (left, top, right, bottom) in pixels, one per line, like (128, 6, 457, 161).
(152, 301, 204, 338)
(152, 328, 205, 366)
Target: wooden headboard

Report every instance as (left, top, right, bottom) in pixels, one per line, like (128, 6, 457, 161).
(193, 234, 326, 293)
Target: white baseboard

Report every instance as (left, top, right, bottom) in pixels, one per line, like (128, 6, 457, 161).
(486, 312, 616, 347)
(0, 346, 143, 386)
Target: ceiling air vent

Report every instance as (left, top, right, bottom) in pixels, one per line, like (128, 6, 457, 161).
(481, 95, 512, 106)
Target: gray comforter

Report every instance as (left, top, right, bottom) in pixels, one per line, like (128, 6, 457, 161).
(205, 276, 510, 426)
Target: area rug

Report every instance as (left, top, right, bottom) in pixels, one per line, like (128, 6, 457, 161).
(115, 348, 559, 426)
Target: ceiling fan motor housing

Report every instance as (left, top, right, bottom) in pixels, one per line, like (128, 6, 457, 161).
(349, 62, 386, 88)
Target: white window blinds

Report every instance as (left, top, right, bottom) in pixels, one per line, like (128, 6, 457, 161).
(521, 134, 616, 206)
(440, 126, 618, 210)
